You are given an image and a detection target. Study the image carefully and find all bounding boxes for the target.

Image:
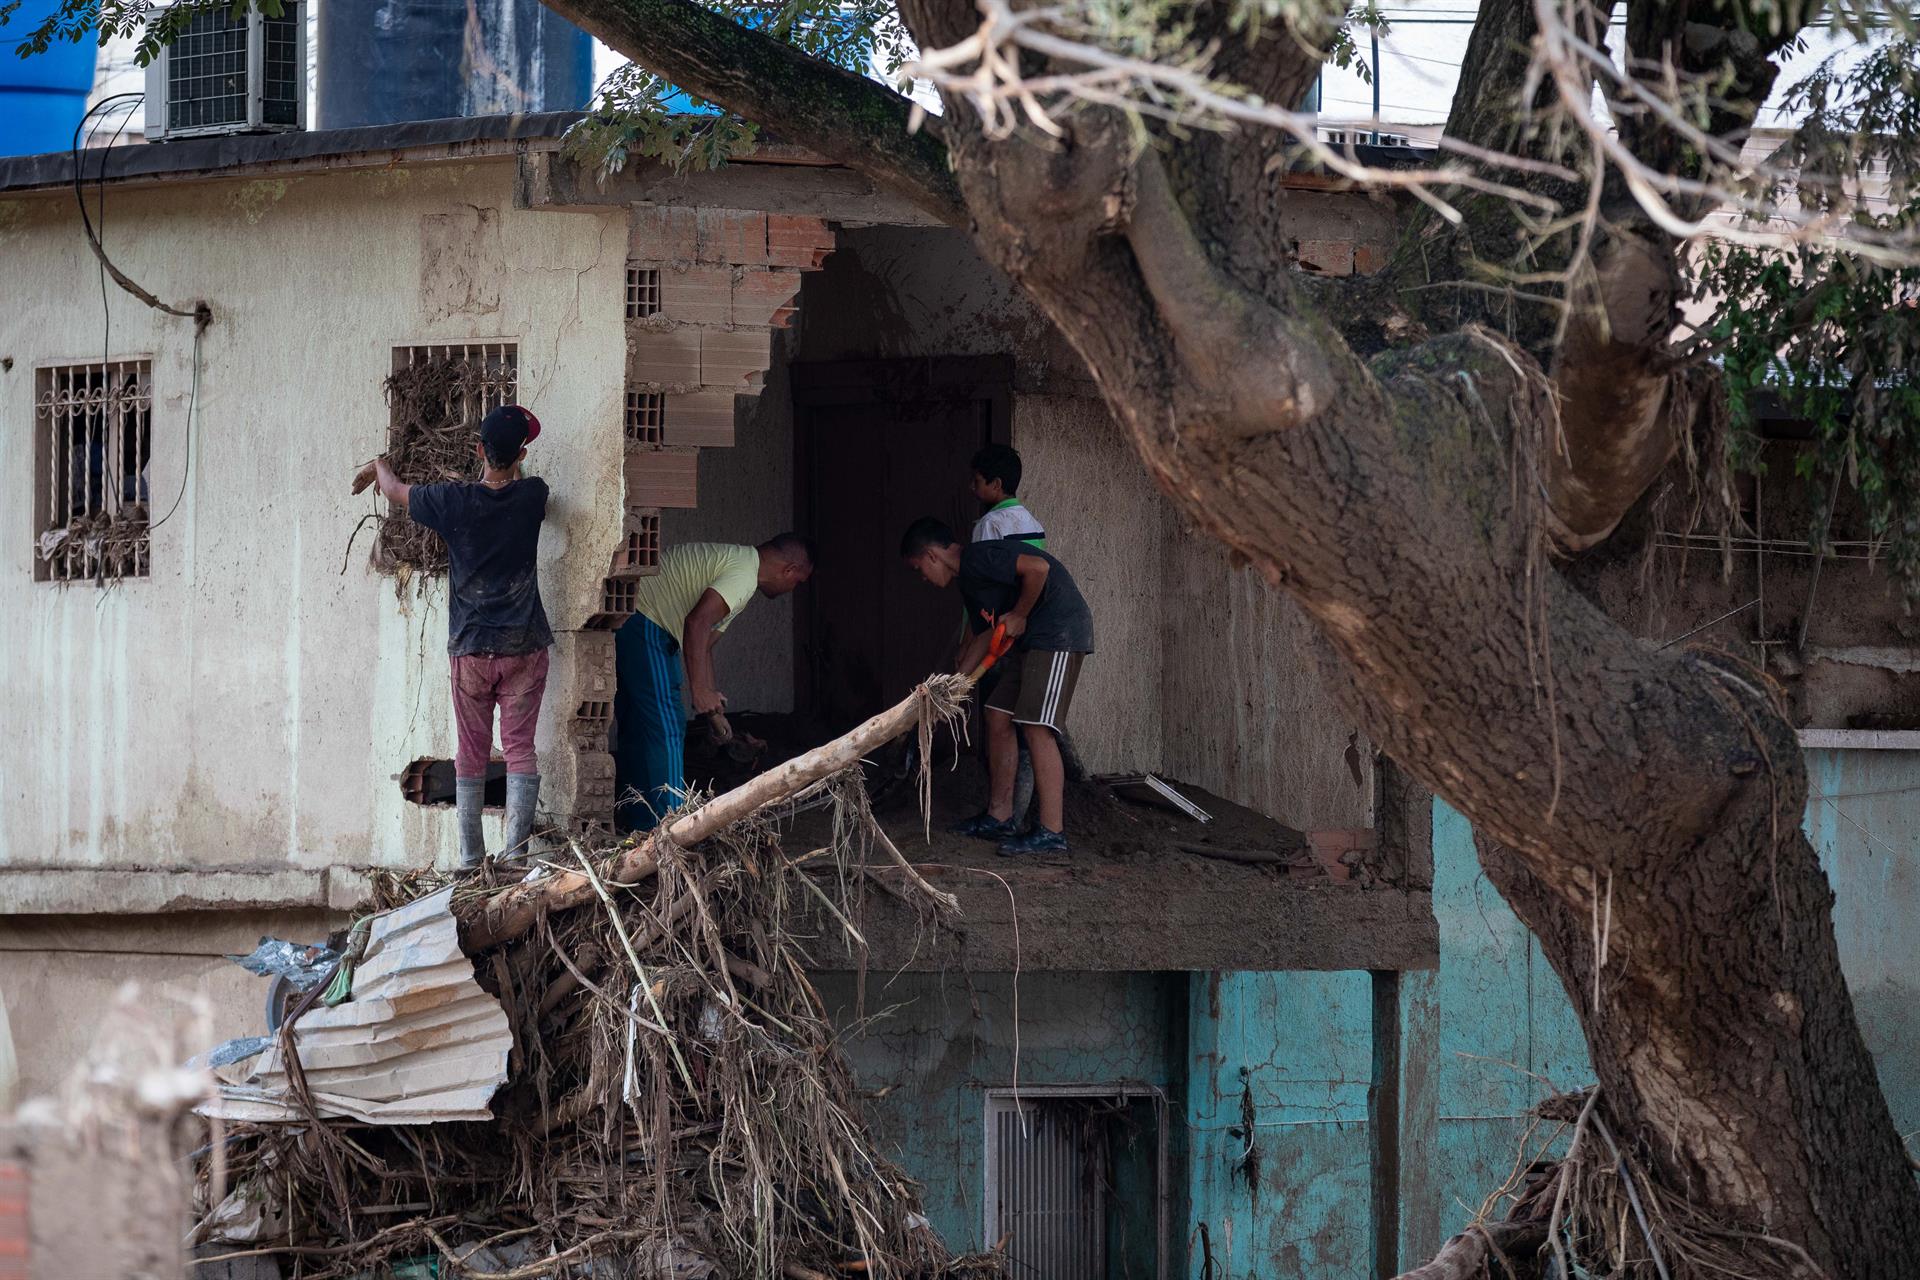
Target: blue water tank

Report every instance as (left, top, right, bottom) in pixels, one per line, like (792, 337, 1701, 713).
(0, 0, 96, 158)
(316, 0, 592, 129)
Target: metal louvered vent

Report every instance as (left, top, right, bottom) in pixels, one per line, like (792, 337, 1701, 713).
(146, 4, 307, 140)
(986, 1097, 1107, 1280)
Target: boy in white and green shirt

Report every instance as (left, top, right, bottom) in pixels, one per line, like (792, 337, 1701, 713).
(970, 444, 1046, 548)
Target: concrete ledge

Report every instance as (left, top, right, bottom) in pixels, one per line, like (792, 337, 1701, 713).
(1798, 729, 1920, 751)
(807, 869, 1438, 973)
(0, 867, 371, 916)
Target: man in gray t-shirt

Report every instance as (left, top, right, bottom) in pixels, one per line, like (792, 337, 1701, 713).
(901, 517, 1095, 856)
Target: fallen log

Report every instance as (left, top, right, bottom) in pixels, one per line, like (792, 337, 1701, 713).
(462, 675, 969, 951)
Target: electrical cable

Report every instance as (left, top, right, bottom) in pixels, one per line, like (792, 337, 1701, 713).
(68, 92, 209, 326)
(147, 323, 202, 534)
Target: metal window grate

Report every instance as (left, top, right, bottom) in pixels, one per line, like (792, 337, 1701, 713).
(391, 343, 518, 422)
(34, 361, 153, 584)
(625, 390, 665, 444)
(626, 266, 661, 319)
(167, 10, 250, 131)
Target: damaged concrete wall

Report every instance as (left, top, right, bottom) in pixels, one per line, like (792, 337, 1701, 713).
(0, 159, 626, 875)
(1162, 536, 1374, 829)
(734, 222, 1367, 807)
(659, 328, 800, 715)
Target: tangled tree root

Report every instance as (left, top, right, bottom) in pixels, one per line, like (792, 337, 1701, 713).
(191, 679, 999, 1279)
(1399, 1088, 1827, 1280)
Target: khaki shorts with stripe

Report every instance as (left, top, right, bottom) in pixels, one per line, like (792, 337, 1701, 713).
(985, 648, 1086, 732)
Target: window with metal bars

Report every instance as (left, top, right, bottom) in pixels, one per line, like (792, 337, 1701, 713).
(626, 266, 661, 319)
(376, 343, 518, 574)
(984, 1090, 1168, 1280)
(625, 390, 665, 444)
(33, 360, 153, 584)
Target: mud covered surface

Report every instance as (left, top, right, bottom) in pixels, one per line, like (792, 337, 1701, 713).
(682, 712, 1439, 973)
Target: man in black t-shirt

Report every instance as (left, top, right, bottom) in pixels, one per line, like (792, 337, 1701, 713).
(901, 517, 1095, 855)
(354, 405, 553, 867)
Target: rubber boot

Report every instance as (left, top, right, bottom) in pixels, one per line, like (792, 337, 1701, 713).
(503, 772, 541, 861)
(456, 777, 487, 868)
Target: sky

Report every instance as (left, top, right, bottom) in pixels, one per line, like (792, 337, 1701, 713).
(87, 1, 1887, 139)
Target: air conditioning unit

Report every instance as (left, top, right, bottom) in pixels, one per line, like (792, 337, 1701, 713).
(144, 3, 305, 140)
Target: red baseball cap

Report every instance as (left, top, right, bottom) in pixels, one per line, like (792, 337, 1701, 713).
(481, 404, 541, 455)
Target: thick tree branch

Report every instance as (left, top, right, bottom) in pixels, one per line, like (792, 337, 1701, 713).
(540, 0, 965, 225)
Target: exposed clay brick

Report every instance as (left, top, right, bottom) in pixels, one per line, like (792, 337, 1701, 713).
(695, 208, 767, 265)
(629, 329, 702, 385)
(664, 390, 736, 448)
(1353, 242, 1389, 275)
(699, 329, 772, 391)
(1296, 238, 1355, 277)
(625, 448, 698, 509)
(732, 268, 804, 329)
(659, 264, 734, 326)
(766, 214, 835, 268)
(629, 205, 698, 261)
(0, 1163, 25, 1279)
(609, 510, 662, 575)
(1308, 828, 1377, 854)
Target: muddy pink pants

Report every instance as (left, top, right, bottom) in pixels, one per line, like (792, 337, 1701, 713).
(451, 650, 550, 778)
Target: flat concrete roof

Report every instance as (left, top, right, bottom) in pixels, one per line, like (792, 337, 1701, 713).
(0, 110, 582, 195)
(0, 108, 1441, 198)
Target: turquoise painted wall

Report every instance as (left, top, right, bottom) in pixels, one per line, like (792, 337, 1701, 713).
(824, 748, 1920, 1278)
(1802, 748, 1920, 1140)
(1183, 971, 1375, 1279)
(1427, 800, 1591, 1240)
(1425, 745, 1920, 1239)
(815, 970, 1187, 1253)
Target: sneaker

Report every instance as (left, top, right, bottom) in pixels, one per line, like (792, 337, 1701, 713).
(999, 826, 1069, 857)
(950, 811, 1018, 841)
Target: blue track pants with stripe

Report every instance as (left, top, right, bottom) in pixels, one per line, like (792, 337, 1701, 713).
(613, 615, 684, 833)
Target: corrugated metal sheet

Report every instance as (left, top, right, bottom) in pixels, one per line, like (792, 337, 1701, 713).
(202, 885, 511, 1124)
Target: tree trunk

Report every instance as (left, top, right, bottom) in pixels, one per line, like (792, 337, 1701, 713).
(539, 0, 1920, 1267)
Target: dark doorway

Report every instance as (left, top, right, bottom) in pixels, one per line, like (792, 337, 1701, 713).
(793, 357, 1013, 731)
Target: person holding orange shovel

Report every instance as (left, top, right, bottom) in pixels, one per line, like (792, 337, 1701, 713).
(900, 517, 1095, 855)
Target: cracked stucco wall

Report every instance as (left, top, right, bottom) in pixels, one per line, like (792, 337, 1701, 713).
(0, 158, 625, 874)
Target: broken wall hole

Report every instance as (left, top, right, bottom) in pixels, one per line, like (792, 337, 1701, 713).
(625, 264, 661, 319)
(374, 344, 517, 579)
(398, 757, 508, 808)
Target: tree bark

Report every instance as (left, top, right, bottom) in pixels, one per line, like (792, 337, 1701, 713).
(560, 0, 1920, 1270)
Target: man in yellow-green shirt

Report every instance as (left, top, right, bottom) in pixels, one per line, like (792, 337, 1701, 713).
(613, 535, 815, 831)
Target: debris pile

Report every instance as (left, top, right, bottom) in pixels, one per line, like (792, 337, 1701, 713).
(190, 678, 1003, 1280)
(373, 355, 492, 578)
